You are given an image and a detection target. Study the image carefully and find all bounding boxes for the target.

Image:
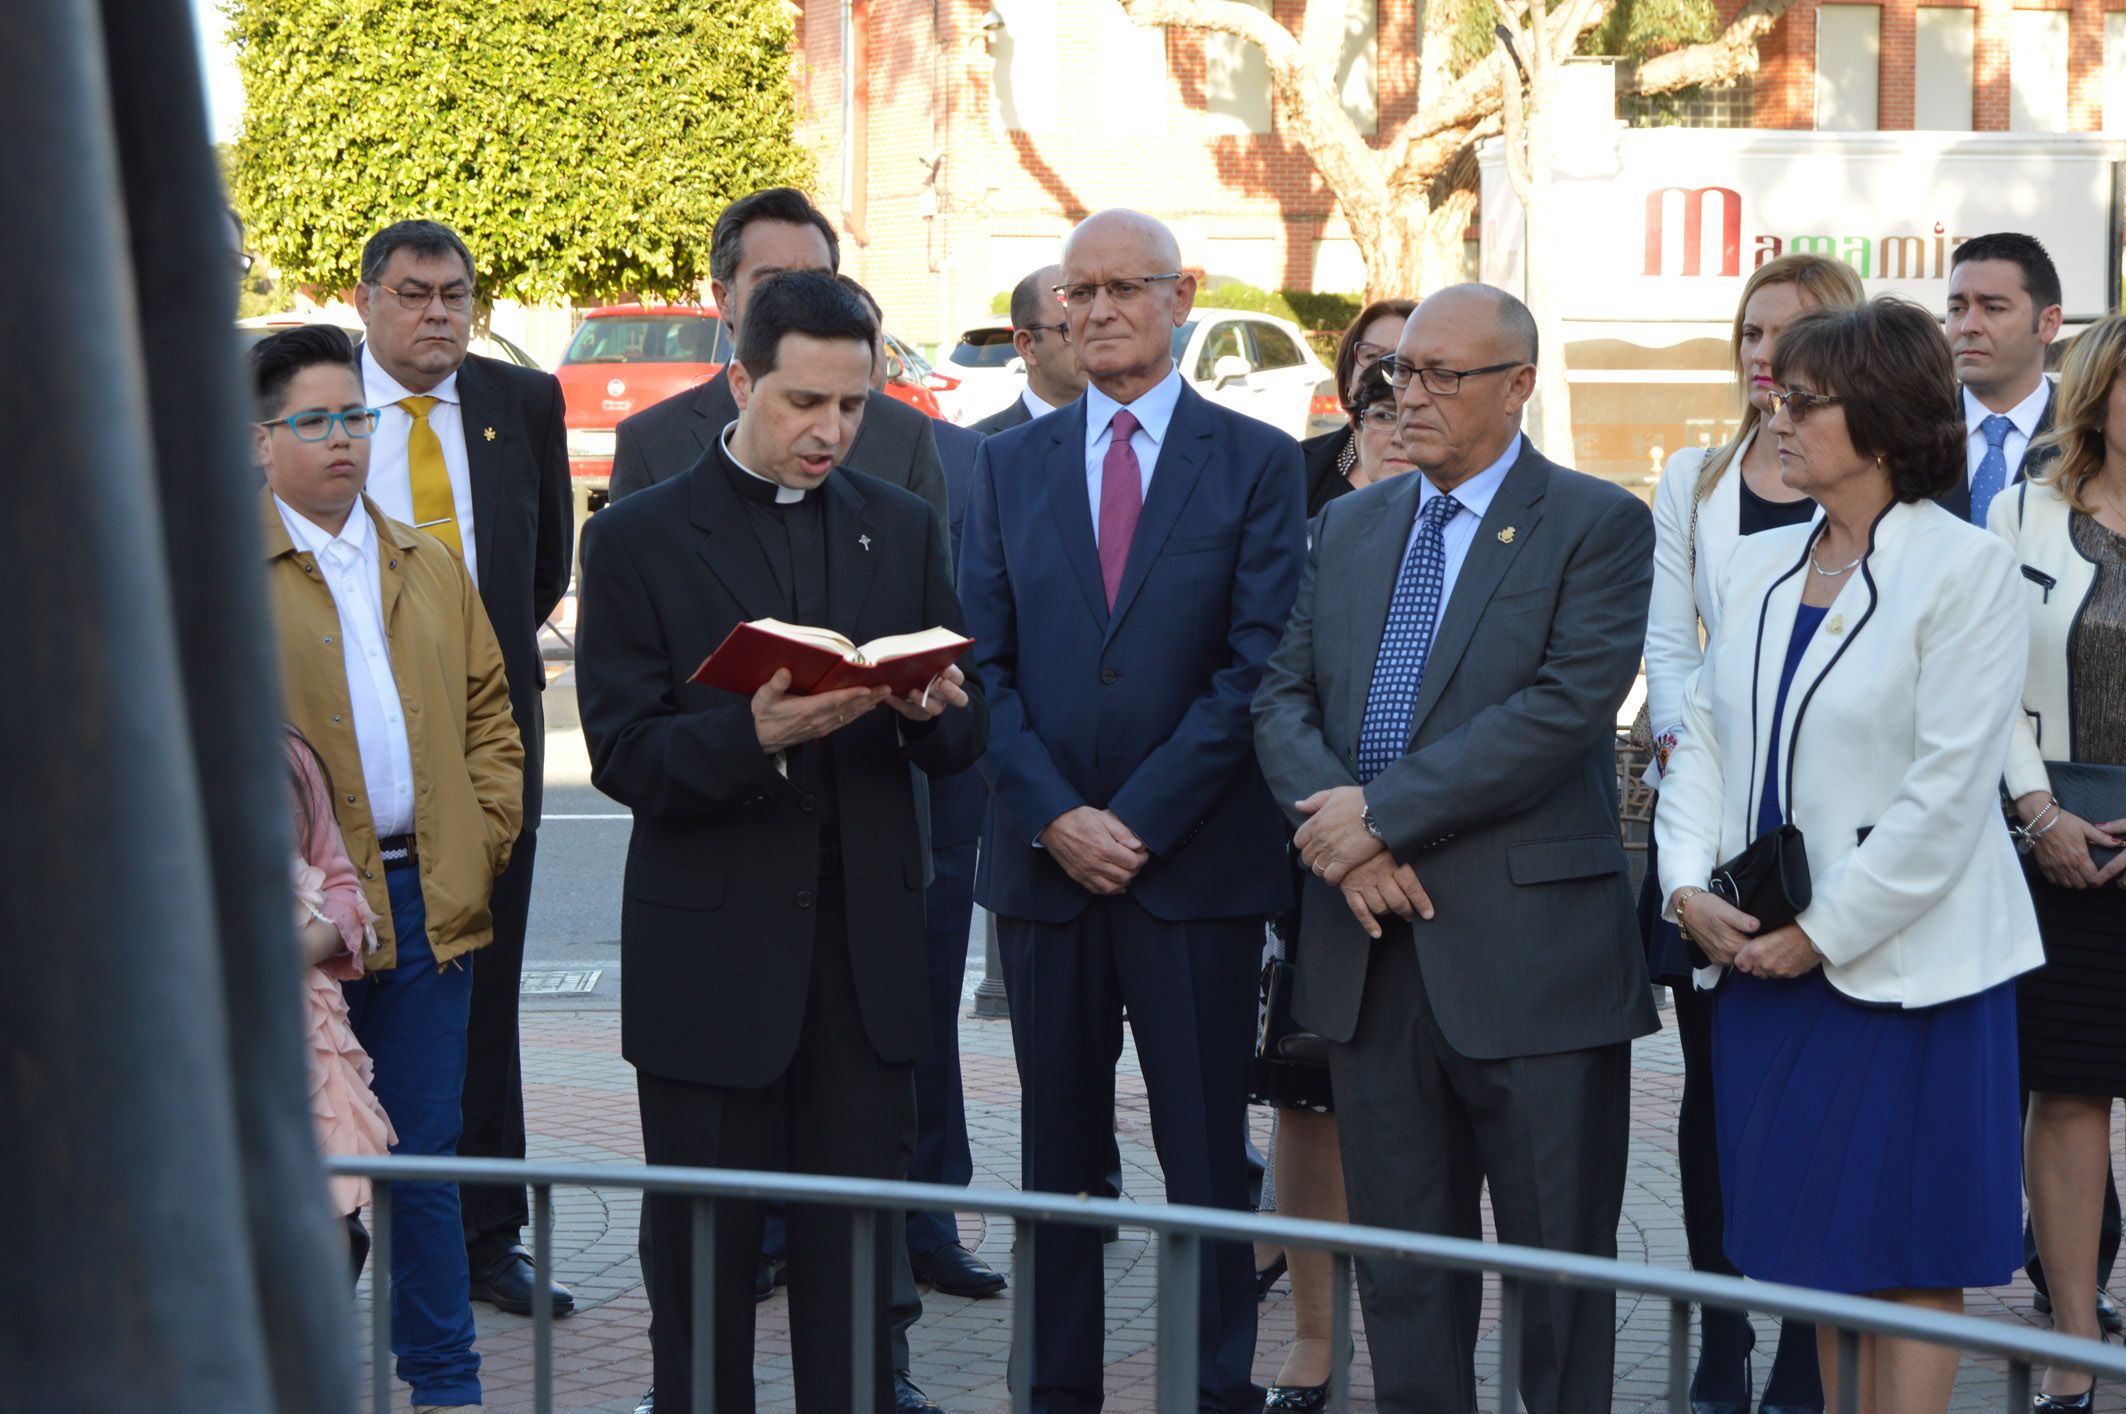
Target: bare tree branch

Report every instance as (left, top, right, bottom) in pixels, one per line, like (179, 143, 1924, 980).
(1626, 0, 1801, 93)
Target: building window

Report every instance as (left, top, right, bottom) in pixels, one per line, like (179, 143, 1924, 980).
(1338, 0, 1379, 135)
(2107, 12, 2126, 131)
(1205, 0, 1274, 134)
(990, 0, 1058, 133)
(1095, 0, 1168, 135)
(1914, 8, 1974, 129)
(2011, 10, 2070, 132)
(1815, 4, 1882, 131)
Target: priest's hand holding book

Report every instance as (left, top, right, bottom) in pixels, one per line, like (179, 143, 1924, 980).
(707, 618, 975, 753)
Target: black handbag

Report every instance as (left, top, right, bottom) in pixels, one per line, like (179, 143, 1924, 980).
(1708, 822, 1812, 932)
(1257, 960, 1330, 1069)
(2047, 761, 2126, 870)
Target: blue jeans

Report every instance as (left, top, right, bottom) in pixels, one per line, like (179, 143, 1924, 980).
(343, 866, 481, 1407)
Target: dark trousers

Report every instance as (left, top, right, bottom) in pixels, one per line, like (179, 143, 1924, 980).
(1329, 934, 1627, 1414)
(460, 825, 536, 1263)
(636, 884, 912, 1413)
(343, 866, 481, 1407)
(907, 837, 979, 1257)
(999, 899, 1261, 1414)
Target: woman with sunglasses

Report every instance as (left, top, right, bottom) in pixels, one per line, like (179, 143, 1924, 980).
(1640, 253, 1861, 1414)
(1656, 298, 2040, 1414)
(1249, 357, 1420, 1409)
(1301, 298, 1417, 515)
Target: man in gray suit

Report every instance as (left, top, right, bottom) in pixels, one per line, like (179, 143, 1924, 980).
(969, 264, 1083, 435)
(1252, 284, 1656, 1414)
(608, 186, 947, 530)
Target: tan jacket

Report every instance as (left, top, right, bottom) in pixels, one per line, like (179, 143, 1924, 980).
(262, 491, 524, 970)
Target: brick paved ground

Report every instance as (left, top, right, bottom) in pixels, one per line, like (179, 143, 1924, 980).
(353, 972, 2126, 1413)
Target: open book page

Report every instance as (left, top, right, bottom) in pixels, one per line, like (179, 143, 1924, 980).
(747, 618, 861, 659)
(852, 626, 973, 665)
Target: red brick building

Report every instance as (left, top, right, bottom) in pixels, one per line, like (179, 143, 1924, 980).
(788, 0, 2126, 353)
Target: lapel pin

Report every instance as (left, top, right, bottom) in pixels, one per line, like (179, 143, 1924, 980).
(1827, 613, 1845, 636)
(483, 426, 497, 442)
(858, 534, 872, 552)
(1497, 526, 1517, 544)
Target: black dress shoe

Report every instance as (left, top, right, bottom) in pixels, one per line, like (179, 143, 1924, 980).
(469, 1245, 575, 1317)
(1265, 1378, 1329, 1411)
(911, 1242, 1007, 1297)
(754, 1252, 787, 1302)
(894, 1370, 945, 1411)
(2031, 1288, 2122, 1334)
(2033, 1388, 2096, 1411)
(632, 1389, 655, 1414)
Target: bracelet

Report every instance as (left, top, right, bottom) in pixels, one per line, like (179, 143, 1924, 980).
(2013, 797, 2063, 854)
(1671, 885, 1703, 940)
(2031, 803, 2066, 840)
(300, 898, 335, 929)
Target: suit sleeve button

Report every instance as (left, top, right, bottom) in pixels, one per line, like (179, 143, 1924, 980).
(1100, 667, 1119, 684)
(796, 890, 814, 908)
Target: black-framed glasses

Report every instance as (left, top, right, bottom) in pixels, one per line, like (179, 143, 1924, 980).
(1377, 357, 1523, 397)
(259, 408, 382, 441)
(1767, 387, 1843, 424)
(1022, 321, 1069, 339)
(1051, 273, 1181, 307)
(373, 280, 474, 312)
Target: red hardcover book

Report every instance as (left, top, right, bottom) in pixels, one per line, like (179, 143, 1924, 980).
(689, 618, 974, 698)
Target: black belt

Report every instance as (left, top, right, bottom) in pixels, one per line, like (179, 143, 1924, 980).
(377, 833, 418, 871)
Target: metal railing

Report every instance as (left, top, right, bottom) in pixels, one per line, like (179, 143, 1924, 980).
(334, 1154, 2126, 1413)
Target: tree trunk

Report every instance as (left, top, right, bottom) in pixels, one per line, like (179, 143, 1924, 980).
(1354, 199, 1430, 303)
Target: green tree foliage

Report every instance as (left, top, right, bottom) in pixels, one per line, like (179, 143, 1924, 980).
(226, 0, 815, 305)
(1582, 0, 1718, 60)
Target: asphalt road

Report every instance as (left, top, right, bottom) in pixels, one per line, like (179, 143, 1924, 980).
(524, 670, 626, 983)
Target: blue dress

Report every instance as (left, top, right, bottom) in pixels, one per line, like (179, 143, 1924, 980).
(1710, 604, 2023, 1293)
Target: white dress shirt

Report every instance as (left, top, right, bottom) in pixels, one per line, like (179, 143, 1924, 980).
(362, 344, 482, 587)
(1406, 434, 1521, 643)
(274, 497, 418, 836)
(1021, 385, 1065, 422)
(1083, 365, 1184, 546)
(1962, 378, 2052, 487)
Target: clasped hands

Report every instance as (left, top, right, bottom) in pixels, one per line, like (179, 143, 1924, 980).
(1675, 890, 1822, 979)
(752, 664, 970, 754)
(1295, 786, 1434, 940)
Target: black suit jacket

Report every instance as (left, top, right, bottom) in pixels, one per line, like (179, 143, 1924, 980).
(608, 368, 949, 533)
(1300, 424, 1355, 518)
(576, 455, 987, 1088)
(1938, 381, 2058, 522)
(971, 396, 1035, 436)
(432, 351, 572, 822)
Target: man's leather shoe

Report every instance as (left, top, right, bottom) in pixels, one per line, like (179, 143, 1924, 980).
(632, 1389, 655, 1414)
(894, 1371, 944, 1411)
(911, 1242, 1006, 1298)
(469, 1246, 574, 1318)
(754, 1252, 788, 1301)
(2031, 1288, 2123, 1334)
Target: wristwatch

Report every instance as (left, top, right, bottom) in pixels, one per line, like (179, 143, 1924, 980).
(1361, 802, 1384, 841)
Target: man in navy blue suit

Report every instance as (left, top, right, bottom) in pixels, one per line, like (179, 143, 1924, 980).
(959, 210, 1306, 1412)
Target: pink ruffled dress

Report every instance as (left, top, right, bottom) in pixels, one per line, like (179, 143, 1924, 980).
(291, 745, 398, 1214)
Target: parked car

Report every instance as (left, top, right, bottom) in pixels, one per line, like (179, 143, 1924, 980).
(1170, 311, 1339, 440)
(233, 311, 541, 369)
(939, 324, 1024, 424)
(556, 304, 958, 493)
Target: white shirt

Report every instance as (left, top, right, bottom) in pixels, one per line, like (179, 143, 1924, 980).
(1406, 434, 1521, 642)
(1021, 385, 1065, 422)
(1962, 378, 2052, 486)
(274, 497, 418, 837)
(362, 345, 481, 587)
(1083, 365, 1184, 545)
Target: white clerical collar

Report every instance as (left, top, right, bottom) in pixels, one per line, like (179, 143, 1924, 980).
(362, 344, 459, 407)
(720, 422, 808, 504)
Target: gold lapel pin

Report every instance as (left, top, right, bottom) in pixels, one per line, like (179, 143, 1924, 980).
(1497, 526, 1517, 544)
(483, 426, 497, 442)
(1827, 613, 1846, 636)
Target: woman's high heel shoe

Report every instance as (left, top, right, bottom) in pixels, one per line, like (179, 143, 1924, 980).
(1253, 1251, 1288, 1301)
(1264, 1377, 1329, 1411)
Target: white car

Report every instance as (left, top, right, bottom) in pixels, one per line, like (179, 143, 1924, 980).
(945, 310, 1336, 439)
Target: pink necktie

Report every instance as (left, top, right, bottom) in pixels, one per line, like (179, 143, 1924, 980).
(1098, 409, 1143, 609)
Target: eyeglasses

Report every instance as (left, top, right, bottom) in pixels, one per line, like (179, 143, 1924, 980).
(1377, 357, 1523, 397)
(259, 408, 382, 441)
(1767, 387, 1843, 424)
(1351, 340, 1396, 366)
(1356, 405, 1401, 431)
(373, 280, 474, 312)
(1051, 273, 1182, 307)
(1022, 321, 1069, 338)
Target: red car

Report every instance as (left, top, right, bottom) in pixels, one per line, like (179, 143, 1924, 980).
(557, 305, 958, 494)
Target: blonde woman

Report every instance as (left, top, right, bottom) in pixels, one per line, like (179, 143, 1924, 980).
(1990, 312, 2126, 1411)
(1640, 253, 1863, 1414)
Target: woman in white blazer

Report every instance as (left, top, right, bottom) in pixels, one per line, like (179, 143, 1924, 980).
(1988, 312, 2126, 1410)
(1657, 299, 2042, 1414)
(1640, 253, 1862, 1413)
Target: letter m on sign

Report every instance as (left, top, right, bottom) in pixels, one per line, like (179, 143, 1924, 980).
(1644, 187, 1743, 277)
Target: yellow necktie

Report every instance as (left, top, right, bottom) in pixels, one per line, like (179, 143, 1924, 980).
(397, 395, 462, 554)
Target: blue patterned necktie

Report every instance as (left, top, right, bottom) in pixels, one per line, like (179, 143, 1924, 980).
(1969, 414, 2013, 526)
(1356, 492, 1462, 783)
